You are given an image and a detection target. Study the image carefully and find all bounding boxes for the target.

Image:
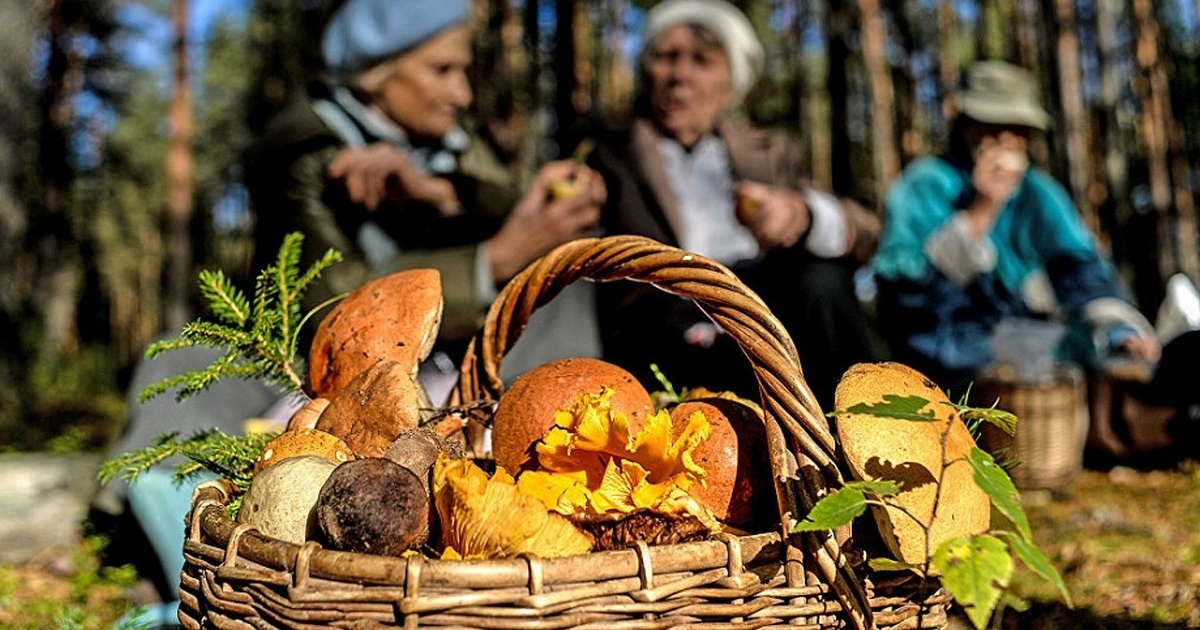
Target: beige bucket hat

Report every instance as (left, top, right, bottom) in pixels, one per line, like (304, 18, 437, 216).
(957, 61, 1051, 131)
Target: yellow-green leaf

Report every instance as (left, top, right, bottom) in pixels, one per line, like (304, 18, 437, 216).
(967, 447, 1032, 541)
(931, 535, 1013, 630)
(997, 530, 1073, 608)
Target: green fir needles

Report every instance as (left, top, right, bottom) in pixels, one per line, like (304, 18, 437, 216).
(101, 233, 343, 511)
(139, 232, 342, 403)
(98, 428, 277, 497)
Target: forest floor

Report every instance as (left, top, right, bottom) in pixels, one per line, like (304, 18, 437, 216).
(1, 461, 1198, 629)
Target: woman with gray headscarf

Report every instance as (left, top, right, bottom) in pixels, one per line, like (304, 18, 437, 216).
(248, 0, 606, 363)
(589, 0, 882, 409)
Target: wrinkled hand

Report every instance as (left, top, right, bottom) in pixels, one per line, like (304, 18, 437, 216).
(1120, 332, 1162, 363)
(485, 160, 606, 284)
(327, 143, 461, 215)
(733, 181, 811, 251)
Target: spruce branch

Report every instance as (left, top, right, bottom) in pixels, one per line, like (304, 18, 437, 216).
(138, 232, 342, 404)
(98, 429, 279, 496)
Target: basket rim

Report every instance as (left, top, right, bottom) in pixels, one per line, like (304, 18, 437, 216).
(186, 481, 952, 629)
(189, 482, 790, 591)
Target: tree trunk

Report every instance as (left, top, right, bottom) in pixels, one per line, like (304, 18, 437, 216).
(1130, 0, 1172, 304)
(827, 0, 854, 196)
(937, 0, 960, 119)
(1051, 0, 1097, 234)
(552, 0, 580, 153)
(165, 0, 194, 331)
(0, 0, 39, 437)
(595, 1, 633, 123)
(790, 1, 831, 190)
(1012, 0, 1042, 71)
(888, 0, 923, 163)
(858, 0, 899, 196)
(32, 0, 84, 362)
(1094, 0, 1129, 252)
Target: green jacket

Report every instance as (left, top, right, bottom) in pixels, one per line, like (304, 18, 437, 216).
(246, 97, 518, 348)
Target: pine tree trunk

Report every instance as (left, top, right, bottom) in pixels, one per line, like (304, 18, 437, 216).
(888, 0, 923, 163)
(32, 0, 83, 362)
(0, 0, 39, 437)
(1130, 0, 1172, 303)
(827, 0, 854, 196)
(552, 0, 580, 152)
(165, 0, 194, 331)
(937, 0, 960, 117)
(1094, 0, 1129, 249)
(1052, 0, 1097, 234)
(1013, 0, 1041, 71)
(859, 0, 899, 196)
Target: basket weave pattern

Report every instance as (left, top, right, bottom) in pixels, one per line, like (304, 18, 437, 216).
(180, 236, 950, 629)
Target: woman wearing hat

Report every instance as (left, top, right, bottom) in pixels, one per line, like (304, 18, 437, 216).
(872, 61, 1200, 463)
(588, 0, 883, 410)
(873, 61, 1200, 458)
(248, 0, 606, 367)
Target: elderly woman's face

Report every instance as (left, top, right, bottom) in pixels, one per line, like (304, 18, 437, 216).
(366, 24, 473, 142)
(644, 24, 734, 147)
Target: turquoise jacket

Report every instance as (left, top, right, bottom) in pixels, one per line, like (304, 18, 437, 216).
(872, 155, 1133, 392)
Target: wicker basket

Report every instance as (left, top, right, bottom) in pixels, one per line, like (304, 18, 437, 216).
(974, 362, 1088, 489)
(180, 235, 951, 629)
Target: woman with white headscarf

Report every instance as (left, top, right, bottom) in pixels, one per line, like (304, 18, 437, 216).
(589, 0, 882, 409)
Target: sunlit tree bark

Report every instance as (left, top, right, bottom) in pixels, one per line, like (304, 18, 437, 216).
(165, 0, 194, 331)
(859, 0, 898, 192)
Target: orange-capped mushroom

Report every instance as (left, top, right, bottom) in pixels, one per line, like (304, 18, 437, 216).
(254, 428, 356, 474)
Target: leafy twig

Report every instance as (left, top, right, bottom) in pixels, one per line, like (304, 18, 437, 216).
(811, 389, 1071, 629)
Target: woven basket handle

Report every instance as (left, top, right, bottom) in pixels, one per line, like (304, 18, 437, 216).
(450, 235, 869, 627)
(451, 235, 845, 496)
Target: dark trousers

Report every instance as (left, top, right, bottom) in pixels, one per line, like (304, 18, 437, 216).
(599, 254, 881, 411)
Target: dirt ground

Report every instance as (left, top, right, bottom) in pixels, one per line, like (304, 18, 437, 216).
(2, 462, 1198, 629)
(993, 462, 1200, 629)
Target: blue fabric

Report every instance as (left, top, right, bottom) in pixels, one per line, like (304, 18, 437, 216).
(872, 156, 1129, 392)
(322, 0, 470, 77)
(114, 601, 179, 630)
(127, 468, 218, 597)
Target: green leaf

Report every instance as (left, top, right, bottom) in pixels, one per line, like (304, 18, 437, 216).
(845, 479, 902, 497)
(793, 486, 869, 531)
(931, 535, 1014, 630)
(792, 480, 902, 532)
(966, 447, 1032, 541)
(831, 394, 939, 421)
(957, 402, 1019, 436)
(867, 557, 923, 574)
(997, 530, 1074, 608)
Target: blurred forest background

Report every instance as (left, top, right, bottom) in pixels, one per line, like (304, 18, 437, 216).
(1, 0, 1198, 451)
